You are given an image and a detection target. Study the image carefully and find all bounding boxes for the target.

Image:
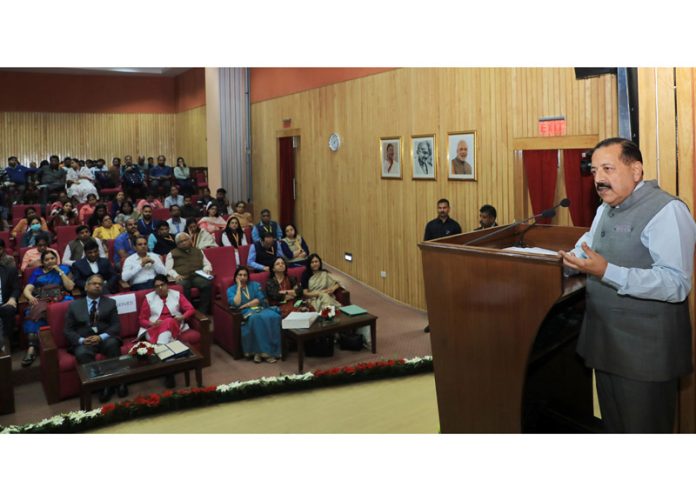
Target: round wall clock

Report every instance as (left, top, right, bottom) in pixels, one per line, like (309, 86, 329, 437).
(328, 132, 341, 152)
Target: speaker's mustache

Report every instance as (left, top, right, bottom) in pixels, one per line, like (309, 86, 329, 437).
(596, 182, 612, 190)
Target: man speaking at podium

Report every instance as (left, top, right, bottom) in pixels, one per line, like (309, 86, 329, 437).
(559, 138, 696, 433)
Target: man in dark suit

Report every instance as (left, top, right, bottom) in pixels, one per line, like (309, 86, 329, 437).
(64, 274, 126, 402)
(0, 257, 20, 352)
(71, 240, 119, 294)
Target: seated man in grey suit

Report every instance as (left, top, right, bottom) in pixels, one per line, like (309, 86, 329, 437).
(64, 274, 126, 403)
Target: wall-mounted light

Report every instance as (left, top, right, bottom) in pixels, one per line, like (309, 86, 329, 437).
(344, 252, 353, 262)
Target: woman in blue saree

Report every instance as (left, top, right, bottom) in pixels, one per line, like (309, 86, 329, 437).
(21, 249, 74, 367)
(227, 265, 282, 363)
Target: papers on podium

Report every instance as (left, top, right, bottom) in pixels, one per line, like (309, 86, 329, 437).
(282, 312, 319, 329)
(155, 340, 192, 361)
(501, 246, 560, 257)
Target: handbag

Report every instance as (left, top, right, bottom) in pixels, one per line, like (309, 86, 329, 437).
(304, 334, 335, 357)
(338, 331, 364, 351)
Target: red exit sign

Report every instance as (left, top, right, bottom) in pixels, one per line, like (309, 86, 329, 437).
(538, 117, 566, 136)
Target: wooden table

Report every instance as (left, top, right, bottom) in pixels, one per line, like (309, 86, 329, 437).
(283, 313, 377, 373)
(76, 345, 204, 411)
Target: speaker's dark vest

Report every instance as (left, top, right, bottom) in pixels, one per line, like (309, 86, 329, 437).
(577, 180, 692, 381)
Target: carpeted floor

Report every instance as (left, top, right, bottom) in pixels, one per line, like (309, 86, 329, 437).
(1, 265, 431, 428)
(91, 373, 439, 433)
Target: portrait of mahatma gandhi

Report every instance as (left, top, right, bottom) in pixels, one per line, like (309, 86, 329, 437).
(448, 132, 476, 180)
(412, 136, 436, 179)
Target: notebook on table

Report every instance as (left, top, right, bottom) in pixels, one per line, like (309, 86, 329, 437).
(339, 305, 368, 316)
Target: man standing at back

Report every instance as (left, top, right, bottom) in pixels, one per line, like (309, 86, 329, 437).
(422, 199, 462, 332)
(560, 137, 696, 433)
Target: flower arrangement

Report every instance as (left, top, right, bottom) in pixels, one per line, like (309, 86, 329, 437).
(128, 341, 155, 359)
(0, 356, 433, 434)
(320, 305, 336, 321)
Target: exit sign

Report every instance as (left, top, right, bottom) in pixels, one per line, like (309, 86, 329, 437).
(538, 117, 566, 136)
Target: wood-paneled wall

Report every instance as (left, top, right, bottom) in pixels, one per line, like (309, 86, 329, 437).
(175, 105, 208, 166)
(0, 109, 207, 166)
(251, 68, 618, 309)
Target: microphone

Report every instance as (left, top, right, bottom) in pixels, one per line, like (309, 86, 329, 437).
(466, 198, 571, 247)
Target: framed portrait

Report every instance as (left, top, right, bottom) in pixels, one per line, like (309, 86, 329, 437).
(411, 134, 436, 180)
(447, 131, 476, 180)
(380, 137, 402, 179)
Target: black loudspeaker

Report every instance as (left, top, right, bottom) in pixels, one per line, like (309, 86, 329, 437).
(574, 67, 617, 79)
(626, 68, 639, 146)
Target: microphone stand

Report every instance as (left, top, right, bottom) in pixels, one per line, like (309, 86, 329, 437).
(466, 206, 561, 247)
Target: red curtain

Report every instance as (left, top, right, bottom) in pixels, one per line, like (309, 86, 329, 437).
(278, 137, 295, 227)
(522, 150, 558, 224)
(562, 149, 600, 227)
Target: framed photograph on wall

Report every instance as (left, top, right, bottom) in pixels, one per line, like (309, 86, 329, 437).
(380, 137, 402, 179)
(448, 131, 476, 180)
(411, 134, 436, 180)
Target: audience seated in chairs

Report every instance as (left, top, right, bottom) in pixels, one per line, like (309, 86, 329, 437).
(12, 206, 48, 239)
(21, 234, 60, 272)
(166, 205, 187, 236)
(92, 214, 124, 241)
(231, 200, 252, 228)
(71, 240, 120, 294)
(78, 193, 98, 225)
(198, 203, 226, 233)
(86, 203, 108, 232)
(121, 235, 167, 291)
(37, 155, 67, 206)
(63, 225, 106, 267)
(148, 221, 177, 256)
(136, 193, 163, 213)
(122, 159, 146, 200)
(164, 185, 184, 209)
(227, 265, 282, 364)
(137, 204, 158, 237)
(64, 274, 125, 402)
(301, 253, 343, 311)
(20, 215, 52, 248)
(280, 223, 310, 267)
(197, 187, 213, 211)
(174, 157, 195, 196)
(221, 216, 248, 264)
(0, 253, 19, 352)
(66, 159, 99, 203)
(113, 218, 139, 268)
(21, 249, 74, 367)
(251, 208, 283, 243)
(213, 188, 231, 216)
(0, 238, 16, 269)
(265, 256, 303, 318)
(165, 232, 213, 314)
(180, 195, 202, 219)
(109, 191, 127, 219)
(148, 155, 173, 196)
(185, 217, 217, 249)
(49, 200, 78, 232)
(248, 231, 282, 273)
(113, 199, 139, 227)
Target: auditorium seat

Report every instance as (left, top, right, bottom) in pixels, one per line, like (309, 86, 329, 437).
(12, 204, 42, 225)
(55, 225, 79, 255)
(152, 208, 170, 222)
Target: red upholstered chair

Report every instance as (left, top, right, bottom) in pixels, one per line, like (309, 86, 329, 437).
(55, 225, 79, 256)
(105, 239, 116, 260)
(100, 185, 122, 200)
(214, 230, 223, 246)
(238, 245, 251, 267)
(243, 227, 252, 245)
(152, 208, 171, 222)
(202, 246, 237, 297)
(194, 169, 208, 190)
(12, 204, 42, 225)
(0, 230, 14, 257)
(38, 285, 212, 404)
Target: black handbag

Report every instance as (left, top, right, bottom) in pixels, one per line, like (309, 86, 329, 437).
(338, 331, 364, 351)
(304, 334, 335, 357)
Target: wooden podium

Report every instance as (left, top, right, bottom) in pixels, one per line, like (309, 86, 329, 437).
(419, 223, 593, 433)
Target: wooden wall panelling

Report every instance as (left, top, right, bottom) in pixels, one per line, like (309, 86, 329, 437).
(251, 68, 617, 309)
(175, 105, 208, 166)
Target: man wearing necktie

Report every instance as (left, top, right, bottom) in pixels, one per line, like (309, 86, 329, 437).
(64, 274, 124, 402)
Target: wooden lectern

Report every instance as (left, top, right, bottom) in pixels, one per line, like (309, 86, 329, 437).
(419, 223, 594, 433)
